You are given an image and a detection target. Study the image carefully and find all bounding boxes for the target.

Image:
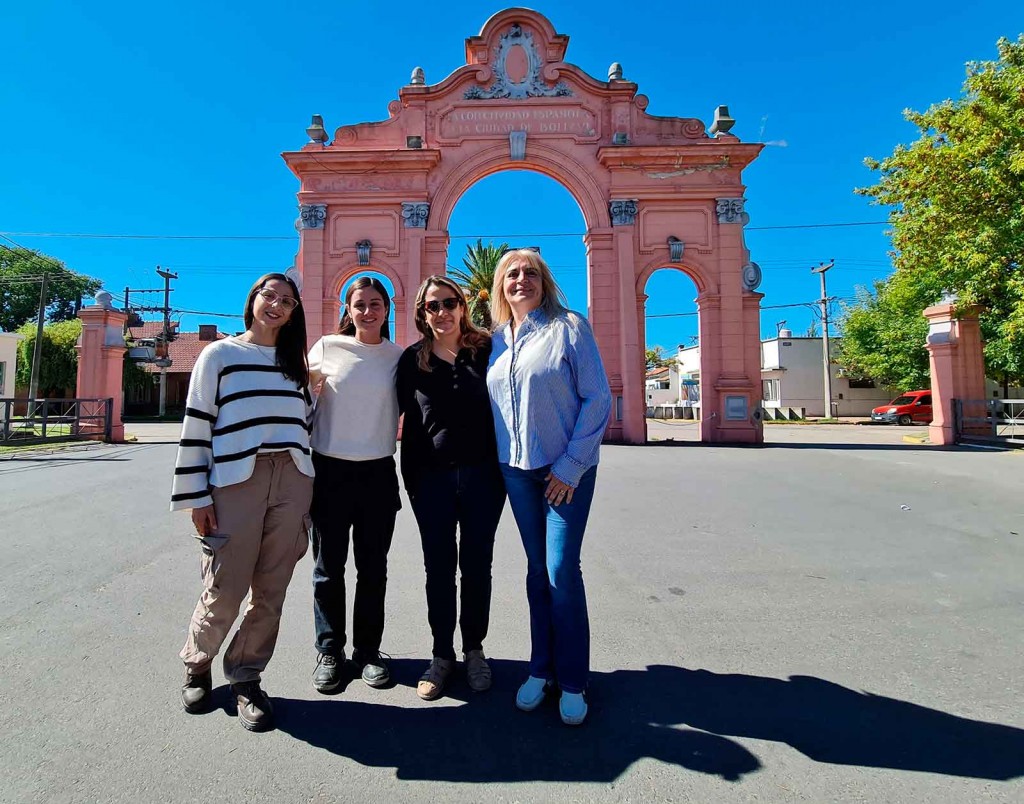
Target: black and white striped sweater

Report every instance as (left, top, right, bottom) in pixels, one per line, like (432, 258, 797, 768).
(169, 337, 314, 511)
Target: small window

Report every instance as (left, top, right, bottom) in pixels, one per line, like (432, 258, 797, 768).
(919, 394, 932, 405)
(762, 378, 780, 402)
(847, 378, 876, 389)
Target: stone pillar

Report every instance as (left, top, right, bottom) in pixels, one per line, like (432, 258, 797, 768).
(76, 304, 127, 442)
(695, 292, 721, 442)
(298, 203, 328, 345)
(584, 229, 621, 442)
(924, 302, 986, 445)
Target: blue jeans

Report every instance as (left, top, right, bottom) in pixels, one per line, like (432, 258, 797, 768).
(500, 463, 597, 694)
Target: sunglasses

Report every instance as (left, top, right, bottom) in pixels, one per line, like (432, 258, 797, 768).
(258, 288, 299, 311)
(422, 297, 461, 314)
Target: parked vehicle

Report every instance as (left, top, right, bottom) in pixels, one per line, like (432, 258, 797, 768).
(871, 390, 933, 425)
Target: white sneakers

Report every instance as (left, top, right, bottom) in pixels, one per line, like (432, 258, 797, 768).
(515, 676, 588, 725)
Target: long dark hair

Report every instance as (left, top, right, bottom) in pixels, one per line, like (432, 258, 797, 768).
(243, 272, 309, 387)
(413, 275, 490, 372)
(338, 276, 392, 340)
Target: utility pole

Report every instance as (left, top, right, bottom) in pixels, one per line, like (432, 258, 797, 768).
(156, 267, 177, 417)
(27, 273, 48, 404)
(811, 259, 835, 419)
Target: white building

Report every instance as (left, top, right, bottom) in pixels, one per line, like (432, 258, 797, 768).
(0, 332, 24, 397)
(676, 333, 898, 418)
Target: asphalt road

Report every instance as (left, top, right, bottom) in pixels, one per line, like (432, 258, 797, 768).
(1, 429, 1021, 803)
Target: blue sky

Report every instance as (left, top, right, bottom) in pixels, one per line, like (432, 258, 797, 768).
(2, 1, 1020, 352)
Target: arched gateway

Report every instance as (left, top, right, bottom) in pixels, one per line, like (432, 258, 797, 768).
(282, 8, 765, 445)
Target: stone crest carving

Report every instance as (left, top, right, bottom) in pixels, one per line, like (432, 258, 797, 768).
(668, 237, 685, 263)
(401, 202, 429, 228)
(509, 130, 527, 161)
(356, 240, 372, 266)
(299, 204, 327, 229)
(609, 200, 638, 226)
(464, 23, 572, 100)
(716, 198, 747, 225)
(741, 261, 762, 291)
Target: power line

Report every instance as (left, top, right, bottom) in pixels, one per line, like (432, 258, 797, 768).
(0, 220, 890, 242)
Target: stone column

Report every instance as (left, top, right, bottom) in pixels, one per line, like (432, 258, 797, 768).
(610, 199, 644, 445)
(584, 228, 621, 442)
(695, 291, 721, 442)
(924, 302, 986, 445)
(76, 304, 127, 442)
(298, 203, 328, 346)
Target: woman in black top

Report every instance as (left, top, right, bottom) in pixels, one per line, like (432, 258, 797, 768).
(397, 275, 506, 701)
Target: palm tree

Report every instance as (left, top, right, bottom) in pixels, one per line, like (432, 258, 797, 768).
(449, 239, 508, 329)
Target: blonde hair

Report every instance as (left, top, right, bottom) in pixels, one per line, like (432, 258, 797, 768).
(413, 275, 491, 372)
(490, 249, 568, 329)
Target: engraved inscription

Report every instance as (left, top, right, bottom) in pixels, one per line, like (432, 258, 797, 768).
(439, 105, 596, 139)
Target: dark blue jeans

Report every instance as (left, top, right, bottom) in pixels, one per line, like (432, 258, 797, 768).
(500, 463, 597, 694)
(409, 463, 506, 660)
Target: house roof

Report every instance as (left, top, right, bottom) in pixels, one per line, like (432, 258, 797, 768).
(646, 366, 671, 380)
(130, 322, 228, 374)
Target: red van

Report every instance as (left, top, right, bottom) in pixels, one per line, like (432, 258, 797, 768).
(871, 390, 933, 425)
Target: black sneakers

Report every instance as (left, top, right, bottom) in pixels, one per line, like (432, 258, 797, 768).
(231, 680, 275, 732)
(354, 651, 390, 688)
(312, 652, 345, 693)
(181, 667, 212, 714)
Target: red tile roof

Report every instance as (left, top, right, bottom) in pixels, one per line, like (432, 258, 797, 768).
(130, 322, 228, 374)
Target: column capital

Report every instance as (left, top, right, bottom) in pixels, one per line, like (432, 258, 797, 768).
(298, 204, 327, 229)
(609, 199, 638, 226)
(715, 197, 748, 224)
(401, 202, 430, 228)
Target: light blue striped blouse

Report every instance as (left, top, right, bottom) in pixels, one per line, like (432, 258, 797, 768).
(487, 308, 612, 487)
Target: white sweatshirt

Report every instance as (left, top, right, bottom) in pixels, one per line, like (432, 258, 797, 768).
(308, 334, 403, 461)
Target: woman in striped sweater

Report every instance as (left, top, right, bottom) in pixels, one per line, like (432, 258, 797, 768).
(171, 272, 314, 732)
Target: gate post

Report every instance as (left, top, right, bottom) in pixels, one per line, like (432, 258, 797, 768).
(76, 295, 126, 442)
(924, 301, 985, 445)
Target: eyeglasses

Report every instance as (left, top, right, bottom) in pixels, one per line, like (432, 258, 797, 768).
(422, 297, 461, 314)
(258, 288, 299, 311)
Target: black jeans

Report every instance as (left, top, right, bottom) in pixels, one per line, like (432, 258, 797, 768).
(409, 462, 506, 660)
(310, 452, 401, 660)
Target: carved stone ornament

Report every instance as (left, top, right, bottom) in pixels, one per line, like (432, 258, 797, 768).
(356, 240, 372, 266)
(741, 261, 762, 291)
(716, 198, 747, 225)
(509, 130, 527, 161)
(299, 204, 327, 229)
(609, 199, 638, 226)
(668, 236, 684, 263)
(464, 23, 573, 100)
(401, 202, 429, 229)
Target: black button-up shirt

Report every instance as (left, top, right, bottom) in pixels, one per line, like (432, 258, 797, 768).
(397, 340, 498, 491)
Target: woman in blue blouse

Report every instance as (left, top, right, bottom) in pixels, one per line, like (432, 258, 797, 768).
(486, 249, 612, 726)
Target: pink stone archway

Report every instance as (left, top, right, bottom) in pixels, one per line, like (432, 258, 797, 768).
(283, 8, 765, 444)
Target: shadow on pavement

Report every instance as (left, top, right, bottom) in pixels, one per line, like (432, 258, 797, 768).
(275, 659, 761, 782)
(275, 663, 1024, 783)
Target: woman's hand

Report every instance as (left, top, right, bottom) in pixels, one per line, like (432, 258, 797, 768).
(191, 505, 218, 536)
(544, 473, 575, 506)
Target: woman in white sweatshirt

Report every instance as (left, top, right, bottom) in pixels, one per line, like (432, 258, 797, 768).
(308, 276, 404, 692)
(172, 272, 313, 733)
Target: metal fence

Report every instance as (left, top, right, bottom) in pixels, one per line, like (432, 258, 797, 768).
(0, 398, 113, 445)
(953, 399, 1024, 447)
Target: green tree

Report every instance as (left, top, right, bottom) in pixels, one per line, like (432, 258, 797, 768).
(448, 239, 509, 329)
(645, 345, 675, 372)
(16, 319, 83, 396)
(0, 246, 101, 332)
(841, 36, 1024, 388)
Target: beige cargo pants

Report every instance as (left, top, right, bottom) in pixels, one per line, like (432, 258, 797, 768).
(180, 452, 313, 684)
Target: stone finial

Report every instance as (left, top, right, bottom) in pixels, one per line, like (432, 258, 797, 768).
(410, 66, 425, 85)
(94, 290, 115, 310)
(709, 105, 735, 137)
(306, 114, 328, 145)
(608, 62, 623, 81)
